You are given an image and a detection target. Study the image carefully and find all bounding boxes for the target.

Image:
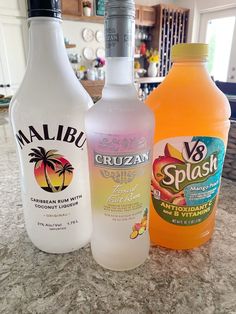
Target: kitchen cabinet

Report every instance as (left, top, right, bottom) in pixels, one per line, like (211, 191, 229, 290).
(135, 5, 142, 25)
(61, 0, 82, 17)
(0, 16, 27, 96)
(0, 0, 26, 17)
(135, 5, 156, 27)
(62, 0, 103, 23)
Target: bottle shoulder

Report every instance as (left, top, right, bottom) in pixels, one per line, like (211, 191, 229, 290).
(87, 97, 154, 122)
(10, 74, 93, 117)
(146, 75, 231, 121)
(85, 97, 155, 134)
(88, 96, 153, 113)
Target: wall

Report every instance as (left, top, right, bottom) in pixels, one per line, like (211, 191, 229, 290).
(62, 0, 176, 69)
(62, 20, 104, 69)
(175, 0, 236, 42)
(174, 0, 197, 42)
(135, 0, 174, 5)
(197, 0, 236, 11)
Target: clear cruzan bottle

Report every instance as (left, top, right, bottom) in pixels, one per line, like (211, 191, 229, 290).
(85, 0, 155, 271)
(10, 0, 93, 253)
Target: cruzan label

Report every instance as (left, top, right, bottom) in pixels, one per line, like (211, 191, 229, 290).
(94, 151, 150, 168)
(15, 124, 86, 149)
(88, 132, 152, 240)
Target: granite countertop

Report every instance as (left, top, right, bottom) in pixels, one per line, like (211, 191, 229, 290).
(0, 112, 236, 314)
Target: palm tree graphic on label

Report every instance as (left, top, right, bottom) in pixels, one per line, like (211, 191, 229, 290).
(29, 146, 74, 193)
(56, 163, 74, 192)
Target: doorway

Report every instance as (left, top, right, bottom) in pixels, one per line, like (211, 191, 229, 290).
(199, 8, 236, 83)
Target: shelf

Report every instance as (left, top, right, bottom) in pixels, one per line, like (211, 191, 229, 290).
(135, 77, 165, 84)
(65, 44, 76, 49)
(63, 15, 104, 24)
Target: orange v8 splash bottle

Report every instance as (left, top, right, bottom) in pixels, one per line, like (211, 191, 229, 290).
(146, 44, 231, 249)
(10, 0, 93, 253)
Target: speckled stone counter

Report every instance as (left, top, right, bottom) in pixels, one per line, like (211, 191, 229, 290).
(0, 112, 236, 314)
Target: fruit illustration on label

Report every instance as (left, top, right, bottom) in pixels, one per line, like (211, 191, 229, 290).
(130, 231, 138, 239)
(152, 140, 220, 204)
(172, 196, 186, 205)
(164, 143, 184, 162)
(130, 208, 148, 239)
(152, 150, 185, 204)
(151, 137, 226, 226)
(29, 146, 74, 193)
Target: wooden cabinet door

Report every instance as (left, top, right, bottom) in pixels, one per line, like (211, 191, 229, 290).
(61, 0, 82, 17)
(141, 6, 156, 26)
(0, 16, 27, 96)
(135, 5, 142, 25)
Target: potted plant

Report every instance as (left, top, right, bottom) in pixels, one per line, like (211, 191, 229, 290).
(83, 1, 92, 17)
(93, 57, 106, 80)
(146, 48, 159, 77)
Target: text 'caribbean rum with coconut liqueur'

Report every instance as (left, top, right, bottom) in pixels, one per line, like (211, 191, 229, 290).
(10, 0, 93, 253)
(85, 0, 155, 271)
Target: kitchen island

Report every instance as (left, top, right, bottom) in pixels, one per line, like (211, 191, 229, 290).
(0, 111, 236, 314)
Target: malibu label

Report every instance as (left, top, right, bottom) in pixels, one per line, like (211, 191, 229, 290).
(15, 124, 86, 149)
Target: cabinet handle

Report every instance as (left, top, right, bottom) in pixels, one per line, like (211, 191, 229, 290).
(0, 84, 11, 88)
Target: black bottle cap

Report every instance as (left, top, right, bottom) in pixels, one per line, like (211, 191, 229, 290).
(27, 0, 61, 19)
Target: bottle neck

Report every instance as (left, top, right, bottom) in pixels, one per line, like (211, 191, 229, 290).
(105, 57, 134, 85)
(26, 17, 71, 74)
(103, 15, 137, 99)
(172, 60, 208, 70)
(103, 3, 136, 99)
(102, 57, 137, 100)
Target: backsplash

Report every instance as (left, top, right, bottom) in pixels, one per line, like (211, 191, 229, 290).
(62, 20, 104, 70)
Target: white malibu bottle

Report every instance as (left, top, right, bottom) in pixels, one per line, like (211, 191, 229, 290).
(9, 0, 93, 253)
(85, 0, 155, 270)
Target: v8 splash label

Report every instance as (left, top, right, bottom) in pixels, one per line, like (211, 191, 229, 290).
(151, 137, 225, 226)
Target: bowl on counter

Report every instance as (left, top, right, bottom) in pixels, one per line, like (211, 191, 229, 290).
(134, 68, 147, 78)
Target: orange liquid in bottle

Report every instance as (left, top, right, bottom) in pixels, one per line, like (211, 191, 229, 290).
(146, 44, 231, 249)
